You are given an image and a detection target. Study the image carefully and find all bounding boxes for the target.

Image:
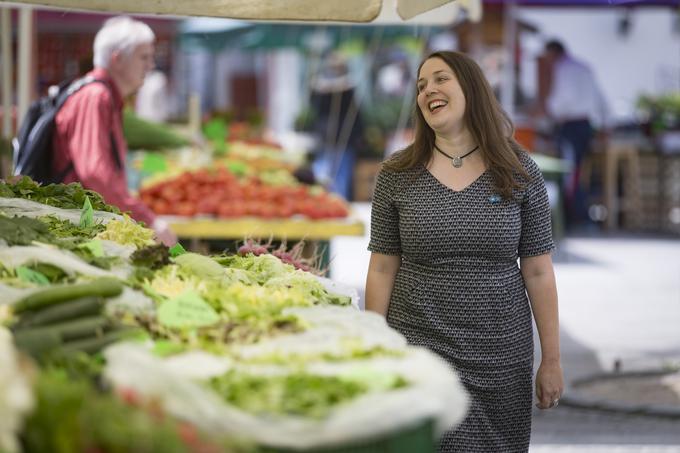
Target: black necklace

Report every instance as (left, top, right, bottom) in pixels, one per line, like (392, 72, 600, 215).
(434, 144, 479, 168)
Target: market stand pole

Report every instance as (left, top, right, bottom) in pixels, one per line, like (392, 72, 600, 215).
(1, 7, 12, 139)
(0, 6, 13, 178)
(16, 6, 32, 131)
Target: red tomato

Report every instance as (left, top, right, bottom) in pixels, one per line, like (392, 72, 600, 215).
(277, 203, 294, 218)
(259, 203, 276, 219)
(196, 198, 218, 215)
(217, 204, 235, 218)
(152, 199, 171, 215)
(175, 202, 196, 217)
(231, 201, 247, 217)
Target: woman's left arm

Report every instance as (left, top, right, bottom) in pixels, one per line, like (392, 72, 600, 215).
(520, 252, 564, 410)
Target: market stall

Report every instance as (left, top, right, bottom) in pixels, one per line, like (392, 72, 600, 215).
(129, 136, 365, 260)
(0, 177, 468, 453)
(0, 2, 483, 451)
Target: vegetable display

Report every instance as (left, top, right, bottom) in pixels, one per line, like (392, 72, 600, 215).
(0, 177, 468, 453)
(0, 176, 120, 214)
(140, 167, 350, 219)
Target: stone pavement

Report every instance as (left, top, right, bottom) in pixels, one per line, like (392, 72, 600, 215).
(330, 203, 680, 450)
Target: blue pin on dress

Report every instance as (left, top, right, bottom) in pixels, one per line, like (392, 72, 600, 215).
(488, 194, 502, 205)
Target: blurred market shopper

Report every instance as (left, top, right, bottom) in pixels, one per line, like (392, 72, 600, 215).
(309, 52, 365, 200)
(135, 69, 170, 123)
(365, 51, 563, 452)
(544, 39, 609, 227)
(51, 16, 176, 245)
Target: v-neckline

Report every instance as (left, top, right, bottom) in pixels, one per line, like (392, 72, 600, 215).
(421, 164, 489, 194)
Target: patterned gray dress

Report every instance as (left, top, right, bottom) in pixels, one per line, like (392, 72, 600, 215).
(368, 152, 555, 453)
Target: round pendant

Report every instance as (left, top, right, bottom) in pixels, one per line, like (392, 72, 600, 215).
(452, 156, 463, 168)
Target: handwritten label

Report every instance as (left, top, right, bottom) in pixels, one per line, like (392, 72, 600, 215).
(16, 266, 50, 285)
(79, 239, 105, 257)
(152, 340, 187, 357)
(169, 242, 187, 257)
(80, 196, 94, 228)
(157, 291, 219, 329)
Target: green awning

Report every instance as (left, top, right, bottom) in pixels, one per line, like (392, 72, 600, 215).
(179, 21, 444, 52)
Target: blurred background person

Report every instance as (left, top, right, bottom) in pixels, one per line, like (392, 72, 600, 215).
(543, 39, 610, 228)
(135, 68, 170, 123)
(51, 16, 176, 245)
(309, 52, 365, 200)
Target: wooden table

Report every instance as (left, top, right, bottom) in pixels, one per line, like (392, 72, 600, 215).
(165, 216, 365, 240)
(163, 216, 365, 268)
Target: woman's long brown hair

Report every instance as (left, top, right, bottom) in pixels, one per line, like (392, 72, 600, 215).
(383, 51, 529, 199)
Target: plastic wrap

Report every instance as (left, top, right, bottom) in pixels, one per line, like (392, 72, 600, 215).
(0, 244, 132, 305)
(0, 245, 118, 278)
(0, 197, 124, 225)
(0, 327, 34, 453)
(103, 305, 469, 450)
(314, 275, 360, 309)
(232, 306, 407, 362)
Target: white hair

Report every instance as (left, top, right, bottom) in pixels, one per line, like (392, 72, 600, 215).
(93, 16, 155, 69)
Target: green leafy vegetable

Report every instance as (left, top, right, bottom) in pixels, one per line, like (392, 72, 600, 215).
(39, 215, 105, 241)
(173, 253, 225, 279)
(0, 176, 120, 213)
(0, 214, 53, 245)
(215, 254, 295, 285)
(22, 371, 206, 453)
(131, 244, 170, 270)
(96, 214, 155, 248)
(209, 370, 407, 419)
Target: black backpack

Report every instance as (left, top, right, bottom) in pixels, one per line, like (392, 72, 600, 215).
(12, 75, 121, 184)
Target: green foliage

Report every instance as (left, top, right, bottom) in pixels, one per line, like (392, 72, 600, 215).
(0, 214, 116, 271)
(131, 244, 171, 270)
(96, 215, 155, 249)
(39, 215, 105, 241)
(209, 371, 369, 419)
(174, 252, 226, 279)
(0, 176, 121, 214)
(203, 118, 228, 154)
(0, 215, 53, 245)
(123, 109, 190, 151)
(21, 371, 191, 453)
(637, 93, 680, 132)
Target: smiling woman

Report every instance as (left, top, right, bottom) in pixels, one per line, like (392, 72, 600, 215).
(365, 51, 564, 452)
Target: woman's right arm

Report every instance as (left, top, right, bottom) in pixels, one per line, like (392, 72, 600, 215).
(364, 252, 401, 316)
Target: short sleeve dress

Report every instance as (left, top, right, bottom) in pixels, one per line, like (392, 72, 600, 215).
(368, 151, 555, 453)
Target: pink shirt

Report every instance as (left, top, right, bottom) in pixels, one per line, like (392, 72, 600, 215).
(52, 68, 155, 226)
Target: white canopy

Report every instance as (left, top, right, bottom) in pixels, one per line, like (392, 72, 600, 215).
(0, 0, 481, 22)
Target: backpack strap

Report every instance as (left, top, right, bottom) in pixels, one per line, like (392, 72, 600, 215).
(57, 76, 123, 182)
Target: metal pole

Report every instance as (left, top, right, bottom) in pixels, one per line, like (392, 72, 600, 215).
(1, 7, 13, 138)
(17, 6, 32, 129)
(501, 0, 517, 119)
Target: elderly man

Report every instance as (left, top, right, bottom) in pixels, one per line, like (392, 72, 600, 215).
(52, 16, 175, 245)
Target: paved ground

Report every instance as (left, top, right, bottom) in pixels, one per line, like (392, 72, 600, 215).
(331, 203, 680, 450)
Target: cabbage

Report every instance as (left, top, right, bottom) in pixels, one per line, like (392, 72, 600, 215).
(145, 265, 208, 300)
(173, 253, 224, 279)
(96, 215, 155, 248)
(215, 254, 294, 284)
(265, 271, 350, 306)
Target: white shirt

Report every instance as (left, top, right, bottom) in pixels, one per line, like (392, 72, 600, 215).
(546, 56, 609, 129)
(135, 70, 169, 123)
